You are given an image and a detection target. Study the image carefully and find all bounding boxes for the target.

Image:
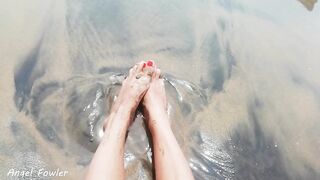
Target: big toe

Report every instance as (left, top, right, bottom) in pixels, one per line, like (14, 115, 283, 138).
(135, 60, 156, 83)
(142, 60, 155, 75)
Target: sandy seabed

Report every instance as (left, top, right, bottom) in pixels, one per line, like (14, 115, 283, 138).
(0, 0, 320, 179)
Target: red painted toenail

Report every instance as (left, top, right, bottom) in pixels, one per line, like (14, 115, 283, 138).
(143, 63, 146, 68)
(147, 60, 153, 66)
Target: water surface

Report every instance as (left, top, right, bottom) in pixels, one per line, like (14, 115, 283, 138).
(0, 0, 320, 179)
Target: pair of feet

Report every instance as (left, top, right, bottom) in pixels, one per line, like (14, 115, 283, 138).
(89, 62, 195, 180)
(103, 60, 169, 134)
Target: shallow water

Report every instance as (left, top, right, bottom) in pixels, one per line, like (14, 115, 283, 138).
(1, 0, 320, 179)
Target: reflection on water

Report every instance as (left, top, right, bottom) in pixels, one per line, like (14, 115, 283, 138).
(0, 0, 320, 179)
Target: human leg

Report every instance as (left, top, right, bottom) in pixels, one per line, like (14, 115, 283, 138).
(85, 61, 154, 180)
(143, 68, 195, 180)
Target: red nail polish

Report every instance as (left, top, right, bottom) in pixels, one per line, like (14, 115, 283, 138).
(147, 60, 153, 66)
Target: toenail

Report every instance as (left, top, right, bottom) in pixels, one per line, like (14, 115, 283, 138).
(147, 60, 153, 66)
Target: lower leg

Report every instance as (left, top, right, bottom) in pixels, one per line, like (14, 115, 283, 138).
(143, 69, 194, 180)
(85, 61, 154, 180)
(85, 105, 132, 180)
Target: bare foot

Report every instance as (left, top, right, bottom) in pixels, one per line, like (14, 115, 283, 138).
(103, 61, 155, 131)
(142, 68, 170, 132)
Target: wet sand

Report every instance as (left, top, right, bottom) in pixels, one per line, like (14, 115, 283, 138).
(1, 0, 320, 179)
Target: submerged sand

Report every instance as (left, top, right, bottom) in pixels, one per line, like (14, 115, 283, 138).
(0, 0, 320, 179)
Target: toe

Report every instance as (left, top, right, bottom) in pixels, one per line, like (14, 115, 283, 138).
(136, 61, 146, 72)
(143, 60, 155, 76)
(129, 65, 137, 77)
(146, 60, 154, 67)
(155, 68, 161, 79)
